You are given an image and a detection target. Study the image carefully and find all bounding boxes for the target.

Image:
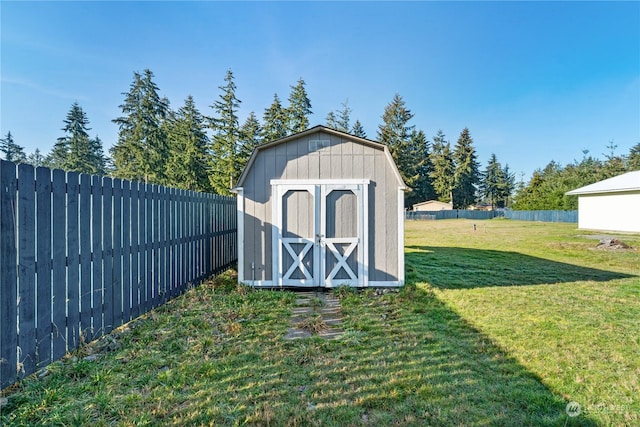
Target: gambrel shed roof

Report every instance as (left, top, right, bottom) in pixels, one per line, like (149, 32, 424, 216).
(236, 125, 406, 189)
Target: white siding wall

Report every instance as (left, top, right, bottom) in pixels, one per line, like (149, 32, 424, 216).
(578, 191, 640, 233)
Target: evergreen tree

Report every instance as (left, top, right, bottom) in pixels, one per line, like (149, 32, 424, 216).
(111, 69, 170, 184)
(27, 149, 46, 168)
(351, 120, 367, 138)
(51, 102, 106, 174)
(377, 93, 415, 187)
(628, 142, 640, 170)
(0, 131, 26, 163)
(237, 112, 262, 173)
(209, 69, 241, 195)
(325, 100, 352, 133)
(286, 78, 312, 134)
(325, 111, 338, 129)
(452, 128, 480, 208)
(406, 129, 436, 207)
(335, 100, 351, 133)
(166, 95, 211, 192)
(601, 140, 626, 178)
(262, 93, 287, 142)
(502, 164, 516, 207)
(429, 130, 454, 203)
(480, 153, 506, 209)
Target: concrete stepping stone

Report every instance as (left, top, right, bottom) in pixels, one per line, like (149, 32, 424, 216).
(284, 290, 344, 340)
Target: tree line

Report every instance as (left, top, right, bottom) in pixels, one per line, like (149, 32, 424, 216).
(1, 68, 638, 209)
(512, 143, 640, 210)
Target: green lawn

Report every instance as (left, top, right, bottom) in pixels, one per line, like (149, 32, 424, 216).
(1, 219, 638, 426)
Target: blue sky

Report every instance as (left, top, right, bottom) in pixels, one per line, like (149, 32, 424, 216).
(1, 1, 639, 180)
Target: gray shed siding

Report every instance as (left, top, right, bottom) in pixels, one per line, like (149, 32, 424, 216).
(240, 130, 402, 285)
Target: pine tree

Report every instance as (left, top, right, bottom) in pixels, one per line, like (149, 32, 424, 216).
(452, 128, 480, 208)
(335, 100, 351, 133)
(262, 94, 287, 142)
(377, 93, 415, 187)
(209, 69, 241, 195)
(51, 102, 106, 174)
(287, 78, 312, 134)
(429, 130, 454, 203)
(406, 129, 436, 207)
(628, 142, 640, 170)
(166, 95, 211, 192)
(480, 153, 505, 209)
(502, 164, 516, 207)
(111, 69, 170, 184)
(237, 112, 262, 174)
(0, 131, 26, 163)
(27, 149, 46, 168)
(325, 111, 338, 130)
(325, 99, 354, 133)
(351, 120, 367, 138)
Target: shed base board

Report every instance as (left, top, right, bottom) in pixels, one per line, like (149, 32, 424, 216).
(239, 280, 404, 288)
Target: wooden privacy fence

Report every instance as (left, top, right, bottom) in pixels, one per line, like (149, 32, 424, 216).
(0, 160, 237, 390)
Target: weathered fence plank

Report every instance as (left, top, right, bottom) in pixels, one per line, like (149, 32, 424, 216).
(112, 179, 123, 330)
(36, 167, 52, 369)
(52, 169, 67, 360)
(17, 164, 36, 379)
(79, 174, 92, 341)
(139, 183, 148, 312)
(121, 180, 131, 323)
(1, 163, 237, 391)
(159, 186, 167, 304)
(66, 171, 80, 352)
(102, 178, 113, 334)
(91, 175, 103, 340)
(145, 184, 153, 310)
(0, 161, 18, 389)
(130, 182, 140, 319)
(152, 185, 160, 308)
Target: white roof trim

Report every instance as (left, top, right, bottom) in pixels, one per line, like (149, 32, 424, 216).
(566, 170, 640, 195)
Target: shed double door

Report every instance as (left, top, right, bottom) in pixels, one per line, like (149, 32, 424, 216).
(272, 181, 368, 287)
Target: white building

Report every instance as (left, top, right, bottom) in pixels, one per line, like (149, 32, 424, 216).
(566, 170, 640, 233)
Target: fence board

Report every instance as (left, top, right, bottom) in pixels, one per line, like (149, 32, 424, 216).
(145, 184, 153, 310)
(66, 172, 80, 352)
(187, 191, 194, 285)
(91, 175, 103, 340)
(139, 183, 148, 312)
(152, 185, 160, 307)
(130, 183, 140, 319)
(52, 169, 67, 360)
(170, 188, 178, 298)
(102, 178, 113, 334)
(159, 186, 167, 304)
(180, 190, 187, 292)
(121, 181, 131, 323)
(17, 164, 36, 379)
(1, 164, 237, 391)
(0, 161, 18, 389)
(112, 179, 123, 329)
(79, 174, 92, 341)
(36, 167, 52, 368)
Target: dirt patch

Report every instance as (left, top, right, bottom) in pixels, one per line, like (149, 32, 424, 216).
(595, 238, 634, 250)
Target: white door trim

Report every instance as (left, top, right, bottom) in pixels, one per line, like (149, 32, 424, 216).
(271, 180, 368, 287)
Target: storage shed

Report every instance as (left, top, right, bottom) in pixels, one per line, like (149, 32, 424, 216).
(233, 126, 407, 288)
(566, 170, 640, 233)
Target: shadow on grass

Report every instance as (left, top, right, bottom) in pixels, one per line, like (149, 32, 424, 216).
(1, 279, 603, 426)
(406, 245, 635, 289)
